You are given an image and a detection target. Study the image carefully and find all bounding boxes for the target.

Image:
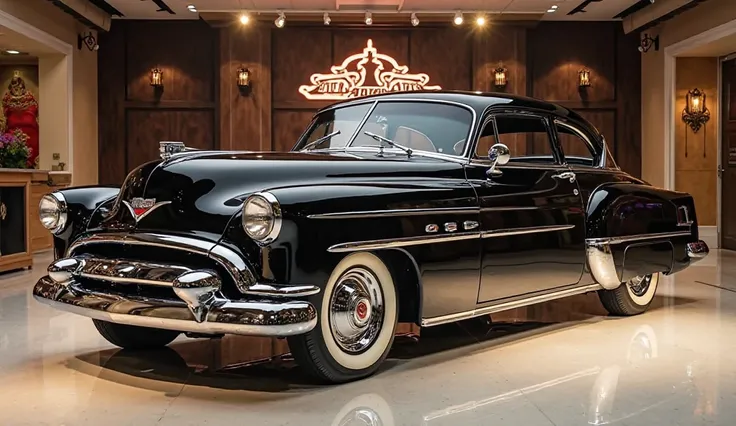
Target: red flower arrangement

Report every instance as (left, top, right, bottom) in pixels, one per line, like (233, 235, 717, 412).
(0, 128, 31, 169)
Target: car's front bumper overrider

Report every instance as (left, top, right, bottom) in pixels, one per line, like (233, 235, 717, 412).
(33, 257, 318, 337)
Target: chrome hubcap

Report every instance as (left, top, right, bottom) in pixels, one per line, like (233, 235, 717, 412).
(329, 267, 384, 354)
(628, 274, 652, 297)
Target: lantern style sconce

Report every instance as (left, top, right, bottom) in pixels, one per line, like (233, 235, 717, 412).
(237, 67, 252, 95)
(493, 66, 508, 89)
(682, 88, 710, 133)
(578, 69, 591, 87)
(150, 68, 163, 87)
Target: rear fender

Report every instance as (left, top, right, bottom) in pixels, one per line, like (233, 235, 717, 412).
(585, 183, 696, 289)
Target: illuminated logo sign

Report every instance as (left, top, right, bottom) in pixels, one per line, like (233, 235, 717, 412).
(298, 39, 441, 100)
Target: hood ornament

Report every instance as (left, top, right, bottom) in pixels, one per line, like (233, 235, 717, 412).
(159, 141, 192, 160)
(122, 197, 170, 223)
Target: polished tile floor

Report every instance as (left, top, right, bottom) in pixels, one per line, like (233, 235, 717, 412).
(1, 251, 735, 425)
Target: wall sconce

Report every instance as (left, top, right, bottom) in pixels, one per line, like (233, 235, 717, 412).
(150, 68, 163, 87)
(578, 69, 591, 87)
(493, 66, 508, 89)
(682, 88, 710, 133)
(638, 33, 660, 53)
(237, 67, 252, 95)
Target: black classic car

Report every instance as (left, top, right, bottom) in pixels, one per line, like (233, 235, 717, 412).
(34, 91, 708, 383)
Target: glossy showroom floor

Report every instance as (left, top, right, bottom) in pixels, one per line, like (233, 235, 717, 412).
(1, 251, 736, 425)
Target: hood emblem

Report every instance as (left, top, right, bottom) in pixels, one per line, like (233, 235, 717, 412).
(122, 197, 170, 222)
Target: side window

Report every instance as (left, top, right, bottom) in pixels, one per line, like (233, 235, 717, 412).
(555, 121, 596, 167)
(475, 115, 556, 164)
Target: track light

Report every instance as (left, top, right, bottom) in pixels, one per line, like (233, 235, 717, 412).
(476, 16, 486, 26)
(410, 12, 419, 27)
(239, 13, 250, 25)
(187, 4, 197, 13)
(275, 11, 285, 28)
(365, 11, 373, 25)
(453, 12, 463, 25)
(323, 12, 331, 25)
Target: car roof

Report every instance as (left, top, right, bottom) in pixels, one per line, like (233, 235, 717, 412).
(317, 90, 601, 141)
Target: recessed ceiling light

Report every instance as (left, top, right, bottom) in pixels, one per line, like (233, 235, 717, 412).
(239, 13, 250, 24)
(5, 50, 19, 54)
(476, 16, 486, 26)
(547, 8, 556, 12)
(551, 5, 558, 9)
(187, 4, 197, 12)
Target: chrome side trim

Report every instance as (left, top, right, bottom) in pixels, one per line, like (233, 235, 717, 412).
(421, 283, 603, 327)
(77, 256, 192, 287)
(586, 231, 692, 246)
(67, 233, 256, 292)
(247, 283, 321, 297)
(307, 206, 477, 219)
(327, 225, 575, 252)
(327, 232, 480, 253)
(33, 276, 317, 337)
(481, 224, 574, 239)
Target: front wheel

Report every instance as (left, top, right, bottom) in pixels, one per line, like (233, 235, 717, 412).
(93, 319, 180, 349)
(288, 252, 398, 383)
(598, 273, 660, 316)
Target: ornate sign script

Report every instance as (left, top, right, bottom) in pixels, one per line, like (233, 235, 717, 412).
(298, 39, 441, 100)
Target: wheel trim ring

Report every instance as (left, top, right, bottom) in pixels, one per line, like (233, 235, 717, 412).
(628, 274, 652, 297)
(328, 267, 385, 354)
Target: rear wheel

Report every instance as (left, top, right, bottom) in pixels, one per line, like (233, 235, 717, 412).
(93, 319, 180, 349)
(288, 252, 398, 383)
(598, 273, 660, 316)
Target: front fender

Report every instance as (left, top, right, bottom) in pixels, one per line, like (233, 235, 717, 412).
(51, 186, 120, 257)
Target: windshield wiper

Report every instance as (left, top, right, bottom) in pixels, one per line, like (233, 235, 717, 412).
(300, 130, 341, 151)
(363, 131, 413, 157)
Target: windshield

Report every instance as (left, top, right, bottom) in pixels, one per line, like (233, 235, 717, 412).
(351, 102, 473, 156)
(295, 101, 473, 157)
(295, 103, 372, 151)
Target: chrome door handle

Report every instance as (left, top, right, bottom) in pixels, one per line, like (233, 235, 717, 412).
(552, 171, 576, 183)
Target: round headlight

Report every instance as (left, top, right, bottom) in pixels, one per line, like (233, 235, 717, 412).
(39, 193, 68, 234)
(242, 192, 281, 244)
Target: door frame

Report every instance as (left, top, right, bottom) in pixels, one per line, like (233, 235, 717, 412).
(663, 19, 736, 249)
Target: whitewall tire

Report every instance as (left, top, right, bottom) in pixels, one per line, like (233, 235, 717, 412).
(288, 252, 398, 383)
(598, 273, 660, 316)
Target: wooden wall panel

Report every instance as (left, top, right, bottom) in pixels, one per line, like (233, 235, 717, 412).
(272, 111, 314, 152)
(473, 26, 527, 95)
(125, 21, 216, 103)
(615, 29, 643, 177)
(272, 29, 332, 106)
(126, 110, 215, 168)
(529, 22, 616, 104)
(97, 24, 127, 185)
(220, 24, 272, 151)
(410, 28, 471, 91)
(575, 110, 616, 156)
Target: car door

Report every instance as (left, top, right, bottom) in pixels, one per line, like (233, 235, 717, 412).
(464, 112, 586, 303)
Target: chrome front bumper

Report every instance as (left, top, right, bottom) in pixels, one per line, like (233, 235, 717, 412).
(33, 256, 318, 337)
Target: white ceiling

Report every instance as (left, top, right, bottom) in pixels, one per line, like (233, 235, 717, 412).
(105, 0, 644, 21)
(0, 24, 56, 56)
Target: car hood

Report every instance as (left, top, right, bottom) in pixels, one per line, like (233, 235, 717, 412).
(102, 150, 460, 238)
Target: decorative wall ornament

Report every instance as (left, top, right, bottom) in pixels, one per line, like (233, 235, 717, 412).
(578, 69, 591, 87)
(638, 33, 659, 53)
(682, 88, 710, 157)
(2, 72, 38, 167)
(77, 32, 99, 51)
(298, 39, 441, 100)
(493, 65, 507, 89)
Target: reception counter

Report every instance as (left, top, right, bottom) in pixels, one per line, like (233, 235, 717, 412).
(0, 169, 70, 273)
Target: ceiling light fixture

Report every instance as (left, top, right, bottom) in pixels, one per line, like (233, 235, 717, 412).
(239, 13, 250, 25)
(547, 8, 556, 12)
(275, 11, 286, 28)
(187, 4, 197, 12)
(323, 12, 331, 25)
(476, 16, 486, 26)
(365, 11, 373, 25)
(552, 5, 558, 9)
(453, 11, 464, 25)
(5, 50, 19, 55)
(410, 12, 419, 27)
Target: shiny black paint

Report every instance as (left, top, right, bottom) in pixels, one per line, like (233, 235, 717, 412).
(48, 92, 703, 325)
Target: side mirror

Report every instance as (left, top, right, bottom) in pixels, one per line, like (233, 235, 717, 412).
(487, 143, 510, 177)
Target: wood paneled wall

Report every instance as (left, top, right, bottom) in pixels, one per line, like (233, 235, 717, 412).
(98, 20, 642, 183)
